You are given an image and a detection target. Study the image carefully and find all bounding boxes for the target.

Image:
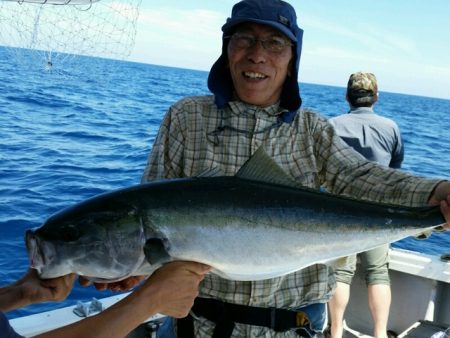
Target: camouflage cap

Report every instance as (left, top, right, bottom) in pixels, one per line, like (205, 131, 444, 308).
(347, 72, 378, 105)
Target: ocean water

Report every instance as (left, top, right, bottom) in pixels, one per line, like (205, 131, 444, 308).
(0, 47, 449, 319)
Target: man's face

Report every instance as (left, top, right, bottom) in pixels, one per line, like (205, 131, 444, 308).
(227, 23, 293, 107)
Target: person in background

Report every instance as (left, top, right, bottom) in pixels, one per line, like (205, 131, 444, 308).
(327, 72, 403, 338)
(0, 262, 209, 338)
(94, 0, 450, 337)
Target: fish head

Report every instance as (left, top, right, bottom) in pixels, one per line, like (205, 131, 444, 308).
(25, 195, 147, 281)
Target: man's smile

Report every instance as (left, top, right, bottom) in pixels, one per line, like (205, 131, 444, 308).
(243, 71, 268, 79)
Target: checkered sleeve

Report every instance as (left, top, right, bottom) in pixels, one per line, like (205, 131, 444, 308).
(312, 112, 441, 207)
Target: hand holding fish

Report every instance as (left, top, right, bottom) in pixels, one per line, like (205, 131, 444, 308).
(79, 261, 209, 317)
(440, 196, 450, 230)
(428, 181, 450, 230)
(141, 261, 210, 318)
(1, 262, 209, 338)
(0, 269, 75, 312)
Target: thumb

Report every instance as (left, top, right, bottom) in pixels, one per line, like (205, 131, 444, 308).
(186, 262, 211, 276)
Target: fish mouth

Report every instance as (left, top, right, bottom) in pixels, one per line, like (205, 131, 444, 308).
(25, 229, 45, 272)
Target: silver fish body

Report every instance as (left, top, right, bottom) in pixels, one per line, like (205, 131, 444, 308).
(26, 150, 445, 281)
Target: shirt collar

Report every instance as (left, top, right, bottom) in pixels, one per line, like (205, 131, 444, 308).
(348, 106, 375, 115)
(228, 100, 287, 118)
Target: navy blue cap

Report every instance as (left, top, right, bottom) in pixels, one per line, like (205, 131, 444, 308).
(208, 0, 303, 111)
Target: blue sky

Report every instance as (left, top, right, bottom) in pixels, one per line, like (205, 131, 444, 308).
(130, 0, 450, 100)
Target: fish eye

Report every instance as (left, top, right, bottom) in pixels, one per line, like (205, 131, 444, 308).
(61, 225, 80, 242)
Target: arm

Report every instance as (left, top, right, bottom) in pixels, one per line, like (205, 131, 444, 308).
(0, 269, 75, 313)
(35, 261, 210, 338)
(388, 122, 404, 169)
(316, 116, 441, 207)
(323, 114, 448, 229)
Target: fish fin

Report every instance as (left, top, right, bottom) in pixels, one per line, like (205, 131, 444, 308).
(432, 224, 447, 232)
(321, 256, 352, 270)
(414, 231, 432, 240)
(333, 256, 351, 269)
(144, 238, 171, 265)
(236, 147, 300, 187)
(196, 167, 225, 178)
(414, 224, 446, 240)
(440, 253, 450, 262)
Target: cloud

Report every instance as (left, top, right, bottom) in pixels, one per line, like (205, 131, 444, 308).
(302, 15, 419, 60)
(130, 7, 224, 69)
(137, 8, 223, 40)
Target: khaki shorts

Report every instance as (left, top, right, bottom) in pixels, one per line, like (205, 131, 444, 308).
(334, 244, 390, 286)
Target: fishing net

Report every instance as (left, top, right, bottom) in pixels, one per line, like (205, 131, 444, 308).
(0, 0, 142, 74)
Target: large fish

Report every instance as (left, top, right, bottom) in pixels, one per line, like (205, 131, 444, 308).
(26, 148, 445, 282)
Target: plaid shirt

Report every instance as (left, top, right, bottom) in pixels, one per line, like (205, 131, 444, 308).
(142, 95, 439, 337)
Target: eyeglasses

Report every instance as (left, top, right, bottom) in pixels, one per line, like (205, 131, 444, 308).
(226, 32, 293, 53)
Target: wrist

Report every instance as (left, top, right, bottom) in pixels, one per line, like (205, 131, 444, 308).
(0, 285, 30, 312)
(130, 282, 160, 314)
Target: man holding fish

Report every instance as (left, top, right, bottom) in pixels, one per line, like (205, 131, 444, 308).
(0, 263, 209, 338)
(135, 0, 450, 337)
(24, 0, 450, 337)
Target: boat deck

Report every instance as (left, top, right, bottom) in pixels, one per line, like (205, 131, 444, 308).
(397, 320, 449, 338)
(317, 320, 448, 338)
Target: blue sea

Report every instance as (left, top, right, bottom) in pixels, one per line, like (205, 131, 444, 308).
(1, 47, 449, 319)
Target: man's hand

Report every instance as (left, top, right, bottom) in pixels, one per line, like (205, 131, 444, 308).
(428, 181, 450, 230)
(17, 269, 76, 304)
(78, 262, 210, 318)
(439, 195, 450, 230)
(139, 261, 211, 318)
